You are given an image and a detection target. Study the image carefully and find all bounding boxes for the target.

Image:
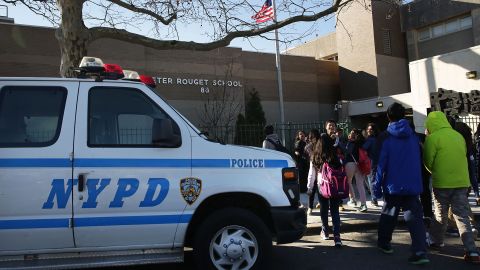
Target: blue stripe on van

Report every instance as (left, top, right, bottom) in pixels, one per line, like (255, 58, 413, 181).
(0, 218, 69, 229)
(0, 158, 288, 168)
(192, 159, 230, 168)
(0, 158, 71, 167)
(0, 214, 193, 230)
(74, 214, 192, 227)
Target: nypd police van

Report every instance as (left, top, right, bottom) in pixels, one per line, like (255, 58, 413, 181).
(0, 57, 306, 270)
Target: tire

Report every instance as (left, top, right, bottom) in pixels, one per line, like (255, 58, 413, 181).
(192, 207, 272, 270)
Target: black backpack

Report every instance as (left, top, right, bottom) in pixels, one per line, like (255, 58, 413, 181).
(267, 138, 292, 157)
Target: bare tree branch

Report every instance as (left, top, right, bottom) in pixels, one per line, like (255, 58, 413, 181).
(91, 0, 353, 51)
(107, 0, 177, 25)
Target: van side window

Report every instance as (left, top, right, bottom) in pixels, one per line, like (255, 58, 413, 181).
(0, 86, 67, 147)
(88, 87, 181, 147)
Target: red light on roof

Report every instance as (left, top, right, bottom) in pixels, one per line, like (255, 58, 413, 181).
(103, 63, 124, 79)
(140, 75, 156, 88)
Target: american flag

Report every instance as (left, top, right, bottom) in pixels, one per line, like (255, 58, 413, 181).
(252, 0, 274, 23)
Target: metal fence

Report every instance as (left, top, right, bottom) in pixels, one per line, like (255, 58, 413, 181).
(459, 116, 480, 135)
(199, 121, 351, 151)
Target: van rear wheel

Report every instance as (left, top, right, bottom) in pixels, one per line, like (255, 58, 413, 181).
(192, 207, 272, 270)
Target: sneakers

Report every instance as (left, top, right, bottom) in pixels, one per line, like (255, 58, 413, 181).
(408, 253, 430, 265)
(334, 236, 342, 248)
(370, 199, 378, 207)
(315, 202, 321, 208)
(357, 204, 368, 212)
(347, 199, 357, 207)
(378, 244, 394, 254)
(308, 208, 313, 215)
(321, 228, 329, 240)
(465, 252, 480, 264)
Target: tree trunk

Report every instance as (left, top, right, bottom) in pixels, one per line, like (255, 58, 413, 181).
(56, 0, 89, 78)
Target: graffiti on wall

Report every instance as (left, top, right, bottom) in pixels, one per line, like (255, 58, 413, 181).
(430, 88, 480, 116)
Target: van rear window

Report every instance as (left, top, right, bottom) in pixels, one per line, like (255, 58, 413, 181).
(0, 86, 67, 147)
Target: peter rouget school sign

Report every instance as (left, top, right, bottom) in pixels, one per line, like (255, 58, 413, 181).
(155, 76, 243, 93)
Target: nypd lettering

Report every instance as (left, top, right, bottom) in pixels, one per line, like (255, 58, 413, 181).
(230, 159, 264, 168)
(42, 178, 169, 209)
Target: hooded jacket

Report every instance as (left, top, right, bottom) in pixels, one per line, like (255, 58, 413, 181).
(373, 119, 423, 197)
(263, 133, 282, 150)
(424, 111, 470, 188)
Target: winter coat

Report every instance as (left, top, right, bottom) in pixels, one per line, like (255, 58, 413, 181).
(423, 111, 470, 189)
(263, 134, 281, 150)
(373, 119, 423, 197)
(362, 136, 378, 166)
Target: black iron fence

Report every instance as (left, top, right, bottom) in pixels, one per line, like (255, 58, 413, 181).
(199, 121, 351, 151)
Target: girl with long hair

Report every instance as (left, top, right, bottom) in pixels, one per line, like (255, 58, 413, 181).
(307, 138, 344, 247)
(345, 128, 368, 212)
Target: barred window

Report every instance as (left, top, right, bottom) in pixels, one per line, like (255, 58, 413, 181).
(0, 86, 66, 147)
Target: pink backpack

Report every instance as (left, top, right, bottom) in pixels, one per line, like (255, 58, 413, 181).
(318, 162, 349, 199)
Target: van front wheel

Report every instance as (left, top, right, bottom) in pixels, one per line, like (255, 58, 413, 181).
(192, 207, 272, 270)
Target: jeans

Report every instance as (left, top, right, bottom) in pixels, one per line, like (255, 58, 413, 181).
(378, 194, 426, 254)
(319, 195, 341, 236)
(367, 169, 377, 201)
(430, 188, 477, 253)
(309, 180, 321, 209)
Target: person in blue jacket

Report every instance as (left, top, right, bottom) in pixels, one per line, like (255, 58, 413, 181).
(374, 102, 428, 265)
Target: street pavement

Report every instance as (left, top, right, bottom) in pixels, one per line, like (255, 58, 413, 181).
(109, 193, 480, 270)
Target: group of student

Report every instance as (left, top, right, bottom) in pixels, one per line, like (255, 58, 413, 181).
(263, 102, 480, 265)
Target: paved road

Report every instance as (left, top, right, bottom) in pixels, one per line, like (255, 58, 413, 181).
(106, 226, 479, 270)
(99, 195, 480, 270)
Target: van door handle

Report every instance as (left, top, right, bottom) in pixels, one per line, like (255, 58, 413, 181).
(78, 174, 86, 192)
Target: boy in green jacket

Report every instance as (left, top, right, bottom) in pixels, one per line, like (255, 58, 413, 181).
(423, 111, 479, 263)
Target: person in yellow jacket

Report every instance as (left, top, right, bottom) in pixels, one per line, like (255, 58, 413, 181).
(423, 111, 479, 263)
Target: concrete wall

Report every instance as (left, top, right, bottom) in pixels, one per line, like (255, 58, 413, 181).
(0, 23, 340, 127)
(409, 45, 480, 131)
(336, 0, 379, 100)
(376, 54, 410, 96)
(285, 32, 337, 60)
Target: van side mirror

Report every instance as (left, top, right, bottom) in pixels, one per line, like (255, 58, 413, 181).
(152, 119, 181, 147)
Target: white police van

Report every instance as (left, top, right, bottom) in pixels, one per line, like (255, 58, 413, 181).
(0, 57, 306, 270)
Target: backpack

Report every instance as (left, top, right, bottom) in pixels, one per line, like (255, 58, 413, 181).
(267, 138, 292, 157)
(318, 162, 349, 199)
(358, 148, 371, 175)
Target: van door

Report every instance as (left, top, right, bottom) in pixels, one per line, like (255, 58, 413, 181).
(72, 82, 190, 248)
(0, 81, 77, 252)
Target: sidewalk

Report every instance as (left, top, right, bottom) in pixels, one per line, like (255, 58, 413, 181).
(301, 193, 480, 234)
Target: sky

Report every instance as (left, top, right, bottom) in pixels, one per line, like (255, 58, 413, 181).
(2, 2, 336, 54)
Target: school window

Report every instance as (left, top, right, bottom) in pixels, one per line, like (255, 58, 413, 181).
(0, 86, 67, 147)
(88, 87, 181, 147)
(418, 15, 472, 42)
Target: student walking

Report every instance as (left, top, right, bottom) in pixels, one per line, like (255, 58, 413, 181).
(294, 130, 308, 193)
(305, 129, 321, 214)
(345, 128, 368, 212)
(262, 124, 281, 150)
(307, 138, 344, 247)
(423, 111, 479, 263)
(363, 123, 379, 207)
(374, 103, 428, 264)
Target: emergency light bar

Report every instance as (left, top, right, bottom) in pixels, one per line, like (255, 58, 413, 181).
(76, 57, 155, 88)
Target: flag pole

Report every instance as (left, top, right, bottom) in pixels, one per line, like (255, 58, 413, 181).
(271, 0, 286, 146)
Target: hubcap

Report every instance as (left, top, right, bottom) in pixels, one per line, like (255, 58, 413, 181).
(209, 225, 258, 270)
